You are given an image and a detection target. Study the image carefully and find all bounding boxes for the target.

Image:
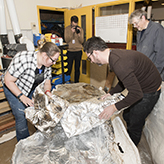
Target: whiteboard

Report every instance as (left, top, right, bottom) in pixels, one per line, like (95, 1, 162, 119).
(95, 14, 129, 43)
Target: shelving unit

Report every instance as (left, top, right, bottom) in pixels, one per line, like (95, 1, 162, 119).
(40, 9, 64, 40)
(51, 44, 70, 89)
(0, 74, 15, 132)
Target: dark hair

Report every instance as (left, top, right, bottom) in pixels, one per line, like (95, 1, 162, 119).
(71, 15, 78, 23)
(83, 36, 108, 54)
(39, 42, 60, 57)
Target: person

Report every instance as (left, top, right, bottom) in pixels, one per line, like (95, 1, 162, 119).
(64, 15, 84, 83)
(84, 36, 162, 146)
(3, 42, 60, 141)
(129, 9, 164, 81)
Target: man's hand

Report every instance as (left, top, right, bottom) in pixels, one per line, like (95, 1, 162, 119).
(101, 93, 111, 100)
(76, 26, 81, 36)
(71, 27, 75, 33)
(99, 104, 117, 120)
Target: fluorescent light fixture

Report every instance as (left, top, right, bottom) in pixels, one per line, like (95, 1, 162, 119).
(152, 0, 158, 1)
(162, 3, 164, 5)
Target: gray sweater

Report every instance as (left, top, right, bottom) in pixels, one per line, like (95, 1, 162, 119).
(137, 21, 164, 80)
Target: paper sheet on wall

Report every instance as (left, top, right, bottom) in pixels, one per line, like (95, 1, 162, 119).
(95, 14, 129, 43)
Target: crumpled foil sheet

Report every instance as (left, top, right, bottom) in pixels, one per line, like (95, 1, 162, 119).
(12, 83, 131, 164)
(25, 82, 124, 137)
(60, 90, 124, 138)
(12, 121, 123, 164)
(25, 83, 123, 137)
(25, 82, 69, 134)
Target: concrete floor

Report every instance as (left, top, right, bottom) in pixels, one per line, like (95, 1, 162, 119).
(0, 129, 17, 164)
(0, 121, 153, 164)
(0, 123, 36, 164)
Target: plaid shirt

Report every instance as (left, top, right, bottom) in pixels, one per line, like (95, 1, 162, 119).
(6, 51, 52, 96)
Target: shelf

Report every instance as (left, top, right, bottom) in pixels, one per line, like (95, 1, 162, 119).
(0, 79, 14, 132)
(41, 20, 64, 24)
(0, 113, 15, 132)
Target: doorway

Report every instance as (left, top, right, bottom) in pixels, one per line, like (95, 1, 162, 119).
(64, 6, 93, 84)
(40, 9, 64, 40)
(37, 6, 67, 41)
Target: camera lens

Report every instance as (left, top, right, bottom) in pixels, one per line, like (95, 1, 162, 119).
(75, 26, 80, 34)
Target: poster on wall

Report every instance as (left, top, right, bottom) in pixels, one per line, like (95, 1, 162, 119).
(95, 14, 129, 43)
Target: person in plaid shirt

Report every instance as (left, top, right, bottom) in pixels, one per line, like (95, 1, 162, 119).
(3, 42, 60, 141)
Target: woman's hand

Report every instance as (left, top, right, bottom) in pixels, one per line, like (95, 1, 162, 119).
(44, 79, 52, 97)
(46, 91, 52, 97)
(19, 95, 34, 107)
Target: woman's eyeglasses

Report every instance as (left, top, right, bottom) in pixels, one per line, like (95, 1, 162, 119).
(47, 53, 58, 63)
(87, 52, 93, 62)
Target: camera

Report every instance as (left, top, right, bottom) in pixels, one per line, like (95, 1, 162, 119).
(74, 26, 80, 34)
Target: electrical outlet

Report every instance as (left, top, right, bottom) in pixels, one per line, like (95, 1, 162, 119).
(31, 22, 36, 30)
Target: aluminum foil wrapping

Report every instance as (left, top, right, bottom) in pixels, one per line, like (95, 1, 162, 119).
(12, 121, 124, 164)
(25, 82, 69, 134)
(60, 92, 124, 138)
(53, 83, 124, 138)
(12, 83, 130, 164)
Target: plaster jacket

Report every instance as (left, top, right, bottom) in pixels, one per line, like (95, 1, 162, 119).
(137, 20, 164, 80)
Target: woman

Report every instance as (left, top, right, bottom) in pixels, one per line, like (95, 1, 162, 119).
(3, 42, 60, 141)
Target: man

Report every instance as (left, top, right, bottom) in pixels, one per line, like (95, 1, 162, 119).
(129, 9, 164, 80)
(84, 36, 162, 146)
(64, 15, 84, 83)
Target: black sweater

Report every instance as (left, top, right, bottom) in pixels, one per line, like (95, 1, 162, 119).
(109, 49, 162, 110)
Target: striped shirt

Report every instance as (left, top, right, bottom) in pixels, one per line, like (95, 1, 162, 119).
(5, 51, 52, 96)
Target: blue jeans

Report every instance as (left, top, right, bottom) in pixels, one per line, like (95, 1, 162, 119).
(3, 84, 33, 142)
(123, 89, 161, 146)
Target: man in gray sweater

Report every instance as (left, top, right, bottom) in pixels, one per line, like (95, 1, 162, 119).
(129, 9, 164, 81)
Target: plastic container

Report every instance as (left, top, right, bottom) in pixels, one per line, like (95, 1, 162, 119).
(51, 34, 56, 43)
(45, 33, 52, 42)
(33, 33, 41, 46)
(58, 37, 63, 45)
